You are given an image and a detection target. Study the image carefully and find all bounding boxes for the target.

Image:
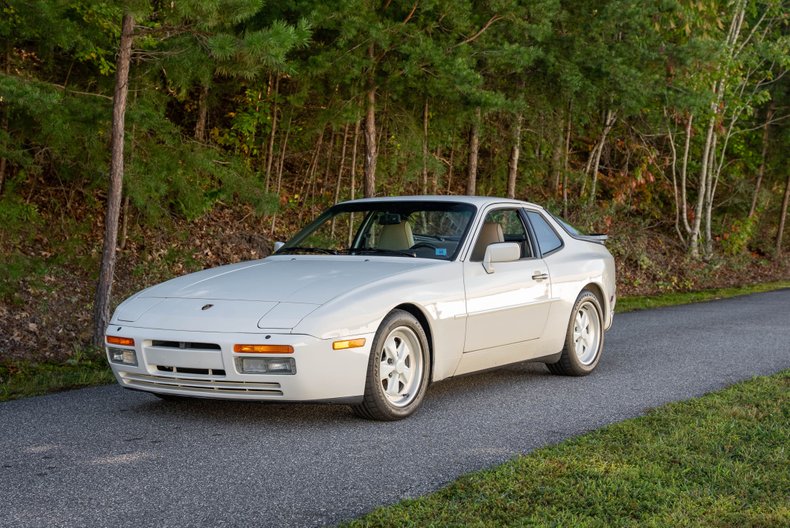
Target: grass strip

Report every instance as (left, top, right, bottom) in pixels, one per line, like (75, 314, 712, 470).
(346, 370, 790, 527)
(0, 351, 114, 402)
(616, 280, 790, 313)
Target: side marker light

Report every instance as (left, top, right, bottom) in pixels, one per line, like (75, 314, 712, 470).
(332, 338, 366, 350)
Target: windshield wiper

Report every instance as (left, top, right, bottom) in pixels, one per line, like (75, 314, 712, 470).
(351, 247, 417, 258)
(277, 246, 338, 255)
(413, 233, 445, 241)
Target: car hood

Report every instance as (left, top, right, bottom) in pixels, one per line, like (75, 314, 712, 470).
(139, 256, 438, 303)
(112, 256, 439, 332)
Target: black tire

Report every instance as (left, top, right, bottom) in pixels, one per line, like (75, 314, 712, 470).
(547, 290, 604, 376)
(351, 309, 431, 421)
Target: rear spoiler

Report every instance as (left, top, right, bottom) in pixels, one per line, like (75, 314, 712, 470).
(577, 234, 608, 245)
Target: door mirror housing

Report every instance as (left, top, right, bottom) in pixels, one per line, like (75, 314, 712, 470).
(482, 242, 520, 274)
(273, 241, 285, 253)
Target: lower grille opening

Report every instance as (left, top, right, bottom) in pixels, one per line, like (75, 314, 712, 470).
(120, 372, 283, 396)
(151, 340, 221, 351)
(157, 365, 226, 376)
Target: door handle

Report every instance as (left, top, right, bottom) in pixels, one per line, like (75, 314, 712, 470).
(532, 271, 549, 281)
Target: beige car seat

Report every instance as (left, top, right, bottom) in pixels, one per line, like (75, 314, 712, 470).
(378, 221, 415, 250)
(471, 222, 504, 261)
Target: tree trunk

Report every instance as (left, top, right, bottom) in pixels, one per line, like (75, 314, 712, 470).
(363, 44, 377, 198)
(777, 169, 790, 257)
(446, 143, 454, 193)
(348, 118, 361, 246)
(330, 123, 350, 237)
(587, 109, 616, 206)
(666, 109, 693, 245)
(264, 75, 279, 193)
(432, 147, 441, 194)
(93, 13, 134, 347)
(704, 1, 751, 259)
(194, 84, 209, 142)
(562, 101, 572, 217)
(506, 113, 522, 199)
(322, 128, 336, 195)
(269, 115, 291, 237)
(680, 113, 694, 236)
(665, 109, 683, 244)
(551, 116, 564, 196)
(334, 123, 350, 204)
(749, 105, 773, 218)
(118, 196, 130, 250)
(421, 99, 429, 195)
(275, 116, 290, 197)
(690, 113, 716, 259)
(301, 127, 325, 209)
(691, 0, 747, 259)
(350, 118, 360, 201)
(703, 132, 718, 258)
(466, 107, 481, 195)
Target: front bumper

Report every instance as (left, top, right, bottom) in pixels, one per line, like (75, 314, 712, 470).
(105, 326, 372, 402)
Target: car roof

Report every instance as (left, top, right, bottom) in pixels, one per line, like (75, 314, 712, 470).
(338, 195, 544, 210)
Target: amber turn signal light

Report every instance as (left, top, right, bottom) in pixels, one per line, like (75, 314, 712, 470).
(332, 338, 366, 350)
(233, 344, 294, 354)
(106, 335, 135, 347)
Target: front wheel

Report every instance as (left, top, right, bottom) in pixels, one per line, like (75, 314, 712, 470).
(547, 290, 604, 376)
(352, 310, 430, 420)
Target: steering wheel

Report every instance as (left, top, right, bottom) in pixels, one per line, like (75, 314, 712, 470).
(410, 242, 438, 250)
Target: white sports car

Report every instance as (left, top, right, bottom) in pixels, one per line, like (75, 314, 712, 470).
(106, 196, 615, 420)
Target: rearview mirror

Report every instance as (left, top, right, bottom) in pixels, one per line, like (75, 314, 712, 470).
(482, 242, 520, 274)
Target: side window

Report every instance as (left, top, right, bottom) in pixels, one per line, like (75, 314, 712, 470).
(526, 211, 563, 255)
(471, 209, 532, 261)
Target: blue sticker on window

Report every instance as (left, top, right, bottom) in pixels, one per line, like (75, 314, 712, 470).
(435, 248, 447, 256)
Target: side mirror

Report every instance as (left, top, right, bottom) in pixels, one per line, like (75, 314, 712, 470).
(273, 241, 285, 253)
(482, 242, 520, 274)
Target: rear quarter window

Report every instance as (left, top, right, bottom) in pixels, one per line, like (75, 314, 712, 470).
(526, 211, 563, 255)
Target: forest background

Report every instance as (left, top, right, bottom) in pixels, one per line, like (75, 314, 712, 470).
(0, 0, 788, 363)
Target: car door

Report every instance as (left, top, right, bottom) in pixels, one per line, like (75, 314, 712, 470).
(462, 207, 551, 352)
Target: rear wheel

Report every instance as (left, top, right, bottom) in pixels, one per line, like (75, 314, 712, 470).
(352, 310, 430, 420)
(547, 290, 604, 376)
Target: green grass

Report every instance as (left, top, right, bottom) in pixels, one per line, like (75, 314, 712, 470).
(616, 280, 790, 313)
(346, 371, 790, 527)
(0, 349, 114, 402)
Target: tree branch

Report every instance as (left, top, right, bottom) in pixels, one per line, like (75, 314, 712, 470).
(56, 85, 113, 100)
(733, 113, 790, 134)
(1, 74, 114, 101)
(735, 7, 770, 56)
(402, 2, 418, 25)
(455, 15, 503, 47)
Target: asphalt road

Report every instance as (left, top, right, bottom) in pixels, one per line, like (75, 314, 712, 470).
(2, 289, 789, 527)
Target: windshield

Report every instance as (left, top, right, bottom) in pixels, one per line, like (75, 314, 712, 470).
(278, 201, 477, 260)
